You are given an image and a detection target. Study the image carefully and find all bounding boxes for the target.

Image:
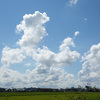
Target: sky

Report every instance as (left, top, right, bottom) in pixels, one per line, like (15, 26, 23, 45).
(0, 0, 100, 88)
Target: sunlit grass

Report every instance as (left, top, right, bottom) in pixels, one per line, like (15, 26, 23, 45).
(0, 92, 100, 100)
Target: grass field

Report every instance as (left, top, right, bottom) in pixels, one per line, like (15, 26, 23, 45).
(0, 92, 100, 100)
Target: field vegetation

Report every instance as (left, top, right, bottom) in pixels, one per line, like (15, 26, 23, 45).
(0, 92, 100, 100)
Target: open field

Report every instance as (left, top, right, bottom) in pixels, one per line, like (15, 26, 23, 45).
(0, 92, 100, 100)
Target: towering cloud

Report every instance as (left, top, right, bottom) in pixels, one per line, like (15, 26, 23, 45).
(16, 11, 49, 48)
(78, 43, 100, 87)
(1, 11, 49, 67)
(0, 11, 80, 88)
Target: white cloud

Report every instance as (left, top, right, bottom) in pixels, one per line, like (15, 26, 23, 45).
(1, 11, 49, 67)
(1, 46, 26, 67)
(33, 37, 80, 68)
(67, 0, 78, 7)
(0, 38, 80, 88)
(24, 37, 80, 88)
(16, 11, 49, 48)
(74, 31, 80, 36)
(59, 37, 75, 50)
(0, 67, 26, 88)
(0, 65, 78, 88)
(0, 11, 80, 88)
(78, 43, 100, 88)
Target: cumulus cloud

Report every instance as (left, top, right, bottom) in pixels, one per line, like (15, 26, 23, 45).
(0, 11, 80, 88)
(0, 66, 78, 88)
(1, 46, 26, 67)
(16, 11, 49, 48)
(33, 37, 80, 68)
(74, 31, 80, 36)
(22, 37, 80, 88)
(1, 11, 49, 67)
(78, 43, 100, 88)
(0, 67, 25, 88)
(67, 0, 78, 7)
(59, 37, 75, 50)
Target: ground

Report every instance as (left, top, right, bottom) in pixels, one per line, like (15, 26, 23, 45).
(0, 92, 100, 100)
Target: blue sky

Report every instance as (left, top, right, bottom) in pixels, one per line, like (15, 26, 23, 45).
(0, 0, 100, 88)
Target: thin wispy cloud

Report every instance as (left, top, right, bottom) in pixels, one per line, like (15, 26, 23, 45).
(84, 18, 87, 21)
(84, 18, 88, 23)
(67, 0, 78, 7)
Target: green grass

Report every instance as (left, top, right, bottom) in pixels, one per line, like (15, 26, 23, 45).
(0, 92, 100, 100)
